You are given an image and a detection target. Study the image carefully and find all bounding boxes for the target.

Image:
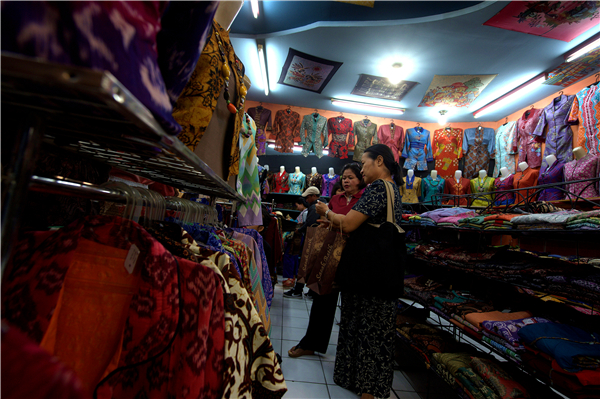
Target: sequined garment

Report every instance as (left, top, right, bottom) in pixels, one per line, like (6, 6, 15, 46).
(433, 127, 463, 179)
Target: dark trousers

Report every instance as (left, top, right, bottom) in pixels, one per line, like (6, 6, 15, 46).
(298, 290, 340, 353)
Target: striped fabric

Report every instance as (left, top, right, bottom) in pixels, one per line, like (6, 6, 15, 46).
(237, 114, 263, 226)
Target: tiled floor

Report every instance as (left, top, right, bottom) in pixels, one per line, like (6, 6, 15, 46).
(270, 280, 451, 398)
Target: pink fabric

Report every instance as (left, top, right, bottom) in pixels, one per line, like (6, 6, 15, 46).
(564, 154, 599, 199)
(437, 211, 478, 226)
(513, 108, 543, 168)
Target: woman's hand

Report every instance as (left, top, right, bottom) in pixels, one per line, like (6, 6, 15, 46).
(317, 217, 331, 229)
(315, 200, 329, 216)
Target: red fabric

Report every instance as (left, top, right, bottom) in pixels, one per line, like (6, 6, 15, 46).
(1, 322, 89, 399)
(328, 189, 364, 215)
(443, 177, 472, 206)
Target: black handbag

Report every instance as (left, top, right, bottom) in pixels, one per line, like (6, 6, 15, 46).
(335, 180, 406, 299)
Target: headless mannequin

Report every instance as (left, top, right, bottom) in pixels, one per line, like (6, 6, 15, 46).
(479, 170, 487, 180)
(328, 167, 335, 177)
(311, 167, 317, 175)
(265, 164, 270, 171)
(573, 146, 587, 160)
(280, 166, 286, 175)
(500, 167, 510, 180)
(295, 166, 301, 174)
(455, 170, 462, 183)
(545, 154, 557, 169)
(430, 170, 438, 180)
(518, 162, 529, 172)
(407, 169, 414, 179)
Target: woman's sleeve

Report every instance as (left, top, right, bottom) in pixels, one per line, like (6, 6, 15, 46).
(352, 181, 386, 217)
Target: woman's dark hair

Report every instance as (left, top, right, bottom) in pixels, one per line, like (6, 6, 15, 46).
(363, 144, 405, 186)
(331, 182, 343, 195)
(295, 197, 307, 207)
(341, 163, 367, 189)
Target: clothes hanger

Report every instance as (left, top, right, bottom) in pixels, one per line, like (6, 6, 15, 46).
(503, 117, 508, 126)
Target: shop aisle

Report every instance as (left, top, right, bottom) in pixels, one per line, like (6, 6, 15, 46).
(271, 280, 447, 399)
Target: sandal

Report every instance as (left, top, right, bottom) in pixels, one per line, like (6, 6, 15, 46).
(288, 345, 315, 358)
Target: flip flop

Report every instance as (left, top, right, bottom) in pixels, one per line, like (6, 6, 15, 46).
(288, 345, 315, 358)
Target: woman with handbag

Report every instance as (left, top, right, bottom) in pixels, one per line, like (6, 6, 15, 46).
(287, 163, 365, 358)
(315, 144, 406, 399)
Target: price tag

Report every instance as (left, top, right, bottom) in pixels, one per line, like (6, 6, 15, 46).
(124, 244, 140, 274)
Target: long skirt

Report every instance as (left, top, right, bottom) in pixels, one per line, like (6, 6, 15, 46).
(333, 292, 396, 398)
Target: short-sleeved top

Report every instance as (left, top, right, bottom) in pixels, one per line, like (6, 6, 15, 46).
(352, 179, 403, 225)
(328, 189, 364, 215)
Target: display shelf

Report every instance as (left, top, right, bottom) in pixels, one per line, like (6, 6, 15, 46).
(1, 53, 243, 201)
(274, 208, 300, 213)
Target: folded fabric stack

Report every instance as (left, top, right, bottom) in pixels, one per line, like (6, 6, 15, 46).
(469, 357, 530, 399)
(419, 208, 476, 227)
(432, 352, 473, 387)
(437, 211, 478, 228)
(481, 214, 521, 231)
(511, 209, 581, 230)
(397, 323, 465, 365)
(564, 210, 600, 230)
(404, 275, 445, 305)
(458, 215, 486, 230)
(419, 217, 437, 227)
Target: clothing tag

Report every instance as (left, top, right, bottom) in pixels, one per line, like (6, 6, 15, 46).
(124, 244, 140, 274)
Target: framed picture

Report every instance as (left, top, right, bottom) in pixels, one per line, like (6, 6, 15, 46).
(351, 74, 417, 102)
(277, 48, 343, 94)
(419, 74, 497, 108)
(545, 47, 600, 86)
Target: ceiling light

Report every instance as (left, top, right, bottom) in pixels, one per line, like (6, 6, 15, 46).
(257, 43, 269, 95)
(473, 73, 546, 119)
(438, 110, 448, 125)
(387, 62, 404, 85)
(251, 0, 259, 18)
(331, 98, 405, 115)
(565, 34, 600, 63)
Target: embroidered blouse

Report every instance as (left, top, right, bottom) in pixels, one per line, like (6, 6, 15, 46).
(328, 117, 354, 159)
(512, 108, 543, 169)
(469, 176, 496, 207)
(421, 176, 445, 205)
(378, 123, 405, 163)
(353, 119, 378, 161)
(533, 94, 576, 168)
(494, 175, 515, 206)
(299, 113, 328, 158)
(433, 127, 463, 179)
(402, 127, 434, 171)
(288, 172, 306, 195)
(402, 176, 422, 203)
(442, 177, 471, 206)
(493, 122, 517, 177)
(273, 171, 289, 193)
(537, 162, 566, 201)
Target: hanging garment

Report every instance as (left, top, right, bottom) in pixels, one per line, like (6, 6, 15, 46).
(322, 174, 340, 197)
(273, 109, 300, 153)
(493, 122, 517, 177)
(564, 154, 600, 200)
(173, 21, 245, 178)
(494, 175, 515, 206)
(433, 127, 463, 179)
(237, 114, 263, 226)
(462, 127, 495, 179)
(402, 127, 434, 171)
(378, 124, 405, 163)
(328, 116, 354, 159)
(513, 167, 540, 203)
(469, 176, 496, 207)
(273, 171, 289, 193)
(353, 119, 378, 161)
(402, 176, 422, 203)
(533, 95, 576, 168)
(299, 113, 328, 158)
(512, 108, 543, 169)
(422, 176, 445, 205)
(305, 173, 323, 193)
(288, 172, 306, 194)
(538, 162, 566, 201)
(569, 83, 600, 157)
(442, 177, 472, 206)
(246, 106, 272, 156)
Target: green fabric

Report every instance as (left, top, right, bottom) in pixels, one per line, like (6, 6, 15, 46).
(432, 352, 473, 376)
(458, 367, 500, 399)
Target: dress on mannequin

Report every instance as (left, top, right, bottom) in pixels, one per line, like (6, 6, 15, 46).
(422, 174, 445, 205)
(443, 174, 471, 206)
(322, 173, 340, 198)
(402, 127, 434, 171)
(328, 116, 353, 159)
(532, 94, 576, 167)
(494, 174, 515, 206)
(247, 105, 272, 156)
(352, 119, 378, 161)
(288, 169, 306, 195)
(462, 126, 495, 179)
(564, 152, 600, 200)
(538, 155, 566, 201)
(513, 164, 539, 203)
(433, 127, 463, 179)
(568, 82, 600, 157)
(402, 173, 421, 203)
(305, 171, 323, 193)
(274, 170, 290, 193)
(470, 173, 496, 207)
(377, 123, 404, 163)
(512, 108, 543, 169)
(493, 121, 517, 177)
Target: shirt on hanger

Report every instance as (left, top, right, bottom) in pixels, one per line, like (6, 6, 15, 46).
(402, 127, 434, 171)
(493, 122, 517, 177)
(568, 83, 600, 157)
(532, 94, 576, 168)
(378, 123, 405, 163)
(353, 119, 378, 161)
(328, 116, 354, 159)
(273, 109, 300, 153)
(463, 127, 495, 179)
(247, 106, 272, 156)
(433, 127, 463, 179)
(512, 108, 543, 169)
(299, 113, 328, 158)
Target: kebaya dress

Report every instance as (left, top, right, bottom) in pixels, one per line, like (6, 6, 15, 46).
(513, 167, 540, 204)
(247, 106, 272, 156)
(300, 113, 328, 158)
(273, 171, 289, 193)
(564, 154, 600, 200)
(422, 176, 445, 205)
(433, 127, 463, 179)
(377, 123, 404, 163)
(305, 173, 323, 193)
(512, 108, 543, 169)
(537, 162, 566, 201)
(494, 175, 515, 206)
(568, 83, 600, 157)
(402, 176, 422, 203)
(462, 127, 495, 179)
(288, 172, 306, 195)
(532, 94, 576, 168)
(402, 127, 434, 171)
(493, 122, 517, 177)
(328, 117, 354, 159)
(443, 177, 472, 206)
(273, 109, 300, 153)
(322, 174, 340, 197)
(470, 176, 496, 207)
(353, 119, 378, 161)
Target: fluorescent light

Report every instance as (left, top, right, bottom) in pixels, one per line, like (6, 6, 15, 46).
(251, 0, 259, 18)
(331, 98, 405, 115)
(473, 74, 546, 119)
(257, 44, 269, 96)
(566, 38, 600, 62)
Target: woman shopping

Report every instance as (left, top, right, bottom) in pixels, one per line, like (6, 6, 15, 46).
(288, 163, 366, 358)
(315, 144, 406, 399)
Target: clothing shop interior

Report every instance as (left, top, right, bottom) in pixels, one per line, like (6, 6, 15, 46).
(2, 1, 600, 399)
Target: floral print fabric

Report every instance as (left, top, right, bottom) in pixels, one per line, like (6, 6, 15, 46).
(433, 127, 463, 179)
(564, 153, 600, 199)
(493, 122, 517, 177)
(513, 109, 543, 169)
(568, 83, 600, 156)
(300, 114, 328, 158)
(273, 110, 301, 153)
(328, 117, 354, 159)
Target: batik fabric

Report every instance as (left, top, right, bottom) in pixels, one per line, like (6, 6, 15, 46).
(273, 109, 300, 153)
(328, 117, 354, 159)
(442, 177, 471, 206)
(237, 114, 263, 226)
(378, 124, 405, 162)
(300, 113, 328, 158)
(433, 127, 463, 179)
(422, 176, 445, 205)
(322, 174, 340, 197)
(512, 108, 543, 169)
(273, 172, 289, 193)
(288, 172, 306, 194)
(353, 120, 378, 161)
(247, 106, 272, 156)
(463, 127, 495, 179)
(564, 153, 600, 199)
(305, 173, 323, 193)
(494, 175, 515, 206)
(568, 83, 600, 156)
(402, 127, 434, 171)
(537, 161, 566, 201)
(533, 94, 576, 168)
(493, 122, 517, 177)
(470, 176, 496, 207)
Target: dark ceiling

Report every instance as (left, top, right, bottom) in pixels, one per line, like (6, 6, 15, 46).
(229, 1, 600, 123)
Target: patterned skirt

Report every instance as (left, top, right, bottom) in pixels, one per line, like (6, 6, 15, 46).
(333, 292, 397, 398)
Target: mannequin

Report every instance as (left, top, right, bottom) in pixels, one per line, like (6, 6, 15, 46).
(514, 161, 539, 203)
(288, 166, 306, 195)
(573, 146, 587, 160)
(402, 169, 421, 204)
(495, 167, 515, 206)
(443, 170, 471, 206)
(545, 154, 557, 169)
(274, 166, 289, 193)
(470, 169, 495, 207)
(280, 165, 285, 174)
(264, 164, 270, 171)
(455, 170, 462, 184)
(328, 167, 335, 177)
(423, 169, 445, 205)
(311, 167, 317, 175)
(564, 147, 599, 200)
(538, 153, 565, 201)
(322, 167, 339, 197)
(518, 162, 529, 172)
(305, 167, 323, 194)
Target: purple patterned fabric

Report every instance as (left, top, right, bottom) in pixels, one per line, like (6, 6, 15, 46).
(533, 95, 576, 167)
(564, 154, 600, 199)
(247, 106, 272, 156)
(538, 161, 566, 201)
(513, 108, 543, 169)
(494, 175, 515, 205)
(481, 317, 551, 347)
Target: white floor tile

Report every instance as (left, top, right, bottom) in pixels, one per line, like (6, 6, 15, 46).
(391, 391, 421, 399)
(270, 327, 282, 340)
(271, 314, 283, 327)
(281, 339, 321, 361)
(281, 358, 326, 384)
(331, 322, 340, 332)
(283, 316, 311, 329)
(327, 384, 359, 398)
(281, 326, 308, 341)
(319, 344, 338, 362)
(329, 331, 339, 344)
(392, 370, 414, 391)
(283, 381, 330, 398)
(283, 308, 310, 319)
(322, 359, 336, 384)
(271, 338, 282, 354)
(283, 299, 309, 309)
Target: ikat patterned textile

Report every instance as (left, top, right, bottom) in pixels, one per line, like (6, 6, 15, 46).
(273, 171, 290, 193)
(288, 172, 306, 195)
(494, 175, 515, 205)
(1, 1, 216, 136)
(328, 117, 354, 159)
(442, 177, 472, 206)
(564, 153, 600, 199)
(237, 114, 263, 227)
(246, 106, 272, 156)
(402, 127, 434, 171)
(352, 119, 379, 161)
(463, 127, 496, 179)
(533, 95, 576, 168)
(422, 176, 445, 205)
(569, 83, 600, 156)
(470, 176, 496, 207)
(273, 109, 301, 153)
(378, 124, 405, 163)
(299, 113, 328, 158)
(537, 162, 566, 201)
(493, 122, 517, 177)
(433, 127, 463, 179)
(322, 174, 340, 197)
(512, 109, 543, 169)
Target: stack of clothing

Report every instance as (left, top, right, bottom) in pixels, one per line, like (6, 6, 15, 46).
(404, 275, 445, 306)
(458, 215, 486, 230)
(419, 208, 476, 227)
(397, 323, 465, 366)
(511, 209, 581, 230)
(519, 322, 600, 398)
(564, 210, 600, 231)
(437, 211, 478, 228)
(482, 214, 521, 231)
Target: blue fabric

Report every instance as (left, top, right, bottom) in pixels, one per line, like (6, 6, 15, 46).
(518, 322, 600, 372)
